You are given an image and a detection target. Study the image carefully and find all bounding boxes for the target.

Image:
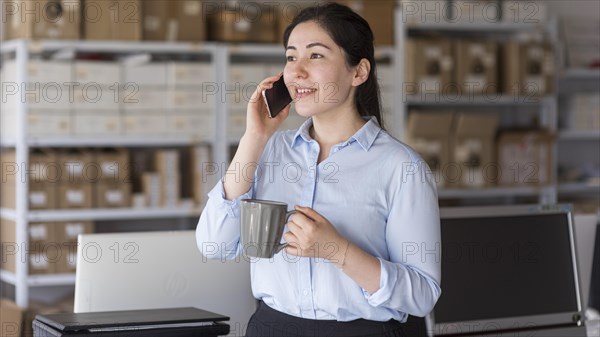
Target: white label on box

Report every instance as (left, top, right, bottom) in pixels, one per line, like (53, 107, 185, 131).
(145, 16, 161, 31)
(29, 191, 47, 206)
(65, 223, 85, 238)
(29, 225, 48, 240)
(183, 1, 201, 15)
(102, 162, 118, 177)
(67, 190, 85, 204)
(30, 254, 49, 269)
(419, 76, 442, 92)
(105, 190, 124, 204)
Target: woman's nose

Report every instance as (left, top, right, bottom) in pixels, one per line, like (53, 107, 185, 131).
(287, 60, 308, 79)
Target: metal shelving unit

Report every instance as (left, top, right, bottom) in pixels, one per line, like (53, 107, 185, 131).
(396, 6, 560, 205)
(0, 40, 225, 306)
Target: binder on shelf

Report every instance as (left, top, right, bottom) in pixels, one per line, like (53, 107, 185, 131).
(33, 307, 230, 337)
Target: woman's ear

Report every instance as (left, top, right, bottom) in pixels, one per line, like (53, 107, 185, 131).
(352, 58, 371, 87)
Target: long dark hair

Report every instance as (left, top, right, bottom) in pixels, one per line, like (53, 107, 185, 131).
(283, 2, 384, 129)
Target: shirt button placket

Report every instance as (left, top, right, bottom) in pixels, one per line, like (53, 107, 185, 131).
(298, 143, 319, 319)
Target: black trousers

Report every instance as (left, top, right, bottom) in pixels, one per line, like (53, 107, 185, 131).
(245, 301, 426, 337)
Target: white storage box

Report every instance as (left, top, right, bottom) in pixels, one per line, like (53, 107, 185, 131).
(167, 62, 215, 87)
(74, 61, 121, 86)
(72, 112, 122, 136)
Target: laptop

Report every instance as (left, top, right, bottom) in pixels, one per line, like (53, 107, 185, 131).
(74, 231, 256, 337)
(33, 307, 230, 336)
(427, 204, 587, 337)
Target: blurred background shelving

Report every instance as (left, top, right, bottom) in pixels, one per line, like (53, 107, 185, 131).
(0, 0, 598, 331)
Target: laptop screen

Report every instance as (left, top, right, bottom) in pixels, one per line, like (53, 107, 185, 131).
(429, 205, 583, 336)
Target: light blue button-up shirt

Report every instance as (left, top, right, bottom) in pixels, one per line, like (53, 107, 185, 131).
(197, 116, 441, 322)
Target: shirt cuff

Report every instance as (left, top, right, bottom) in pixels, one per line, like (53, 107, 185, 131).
(207, 179, 253, 218)
(363, 257, 398, 307)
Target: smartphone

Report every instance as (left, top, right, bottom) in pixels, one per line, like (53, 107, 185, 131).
(262, 75, 292, 118)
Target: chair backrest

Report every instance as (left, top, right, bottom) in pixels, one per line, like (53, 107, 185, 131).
(74, 230, 256, 336)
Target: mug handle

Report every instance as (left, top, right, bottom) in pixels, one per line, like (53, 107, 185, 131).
(275, 210, 301, 253)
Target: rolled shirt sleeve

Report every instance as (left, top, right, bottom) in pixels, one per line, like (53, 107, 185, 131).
(196, 180, 253, 260)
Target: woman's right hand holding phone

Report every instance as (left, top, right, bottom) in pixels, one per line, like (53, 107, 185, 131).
(222, 74, 290, 200)
(245, 74, 291, 140)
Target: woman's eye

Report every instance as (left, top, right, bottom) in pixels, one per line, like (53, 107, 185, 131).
(286, 56, 295, 62)
(311, 53, 323, 59)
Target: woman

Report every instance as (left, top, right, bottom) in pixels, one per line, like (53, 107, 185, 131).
(197, 3, 441, 337)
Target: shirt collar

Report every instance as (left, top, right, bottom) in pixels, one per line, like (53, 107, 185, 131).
(292, 116, 381, 151)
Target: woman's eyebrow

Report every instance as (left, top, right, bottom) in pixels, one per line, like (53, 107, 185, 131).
(286, 42, 332, 51)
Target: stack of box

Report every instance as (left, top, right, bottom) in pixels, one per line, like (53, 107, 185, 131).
(0, 219, 94, 275)
(83, 0, 141, 40)
(122, 62, 168, 136)
(405, 112, 454, 188)
(73, 61, 122, 136)
(497, 131, 555, 186)
(57, 149, 94, 208)
(1, 149, 59, 210)
(155, 150, 180, 207)
(1, 60, 72, 138)
(2, 0, 81, 40)
(450, 114, 499, 188)
(95, 148, 131, 208)
(142, 0, 205, 42)
(405, 38, 454, 95)
(378, 63, 395, 130)
(166, 62, 215, 141)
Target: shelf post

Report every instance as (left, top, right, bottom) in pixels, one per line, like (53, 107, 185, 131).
(14, 39, 30, 307)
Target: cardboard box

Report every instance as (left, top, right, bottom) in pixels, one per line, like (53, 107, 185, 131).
(502, 41, 555, 96)
(336, 0, 395, 46)
(58, 149, 95, 182)
(57, 183, 93, 208)
(83, 0, 142, 40)
(404, 38, 454, 95)
(123, 63, 167, 87)
(227, 64, 266, 110)
(143, 0, 205, 42)
(73, 87, 120, 111)
(166, 112, 214, 140)
(0, 220, 58, 275)
(3, 0, 81, 40)
(3, 84, 74, 111)
(207, 5, 277, 43)
(405, 112, 454, 188)
(74, 61, 120, 85)
(155, 150, 180, 178)
(497, 131, 555, 186)
(123, 112, 168, 136)
(72, 112, 123, 136)
(169, 89, 216, 111)
(55, 220, 94, 273)
(95, 148, 130, 182)
(454, 40, 498, 95)
(1, 149, 60, 184)
(0, 299, 23, 337)
(1, 60, 72, 84)
(122, 88, 168, 111)
(0, 109, 71, 138)
(167, 62, 215, 87)
(451, 114, 498, 188)
(95, 182, 132, 208)
(0, 181, 56, 210)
